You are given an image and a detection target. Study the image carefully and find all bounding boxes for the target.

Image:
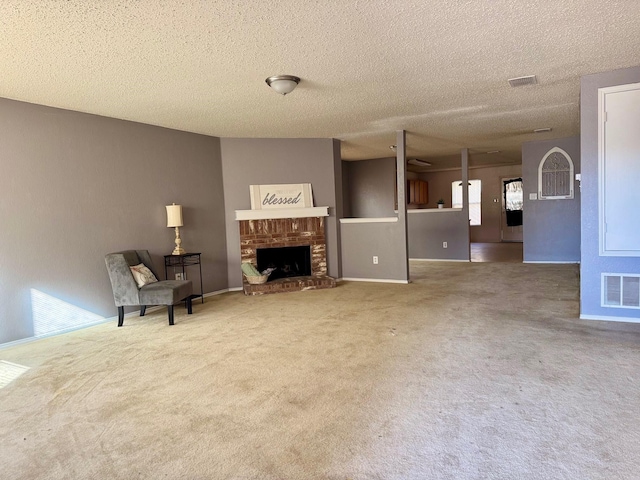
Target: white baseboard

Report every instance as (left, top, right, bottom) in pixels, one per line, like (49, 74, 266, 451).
(203, 287, 239, 298)
(580, 314, 640, 323)
(0, 288, 236, 350)
(0, 318, 113, 350)
(409, 258, 470, 262)
(341, 277, 410, 284)
(0, 304, 173, 350)
(524, 261, 580, 264)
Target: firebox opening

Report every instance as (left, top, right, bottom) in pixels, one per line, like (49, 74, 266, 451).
(257, 245, 312, 281)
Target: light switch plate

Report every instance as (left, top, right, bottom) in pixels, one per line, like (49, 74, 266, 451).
(529, 193, 537, 200)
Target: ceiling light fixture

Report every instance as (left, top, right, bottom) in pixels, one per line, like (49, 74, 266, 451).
(265, 75, 300, 95)
(534, 127, 552, 133)
(486, 150, 501, 154)
(508, 75, 538, 87)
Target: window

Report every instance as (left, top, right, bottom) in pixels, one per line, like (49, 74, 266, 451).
(504, 178, 523, 227)
(538, 147, 574, 199)
(504, 179, 523, 211)
(452, 179, 481, 225)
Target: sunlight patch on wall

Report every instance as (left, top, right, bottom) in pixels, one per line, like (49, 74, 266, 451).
(0, 360, 29, 389)
(31, 289, 104, 337)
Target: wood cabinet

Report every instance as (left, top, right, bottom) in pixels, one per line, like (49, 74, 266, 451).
(407, 179, 428, 205)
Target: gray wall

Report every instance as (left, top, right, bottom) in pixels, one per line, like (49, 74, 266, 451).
(341, 161, 352, 218)
(332, 139, 344, 276)
(580, 66, 640, 319)
(420, 164, 522, 243)
(220, 138, 342, 288)
(408, 211, 470, 260)
(344, 157, 396, 217)
(340, 222, 408, 280)
(340, 134, 409, 283)
(522, 136, 580, 262)
(0, 97, 227, 344)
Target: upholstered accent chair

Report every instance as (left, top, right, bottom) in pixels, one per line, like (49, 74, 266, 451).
(105, 250, 193, 326)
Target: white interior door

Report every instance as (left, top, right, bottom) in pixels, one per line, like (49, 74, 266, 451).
(600, 83, 640, 255)
(501, 177, 523, 242)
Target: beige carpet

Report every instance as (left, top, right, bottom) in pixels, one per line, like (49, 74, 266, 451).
(2, 261, 640, 479)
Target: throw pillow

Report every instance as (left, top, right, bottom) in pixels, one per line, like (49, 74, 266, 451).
(241, 262, 261, 276)
(130, 263, 158, 288)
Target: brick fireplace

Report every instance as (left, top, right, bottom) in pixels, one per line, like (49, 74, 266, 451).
(239, 216, 336, 295)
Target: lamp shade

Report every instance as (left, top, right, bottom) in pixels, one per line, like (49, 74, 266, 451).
(166, 204, 183, 227)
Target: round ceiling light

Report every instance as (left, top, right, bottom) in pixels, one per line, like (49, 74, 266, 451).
(265, 75, 301, 95)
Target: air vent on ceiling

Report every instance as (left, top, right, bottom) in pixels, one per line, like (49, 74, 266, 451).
(408, 158, 432, 167)
(603, 274, 640, 308)
(508, 75, 538, 87)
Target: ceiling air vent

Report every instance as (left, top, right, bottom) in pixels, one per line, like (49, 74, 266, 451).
(408, 158, 432, 167)
(508, 75, 538, 87)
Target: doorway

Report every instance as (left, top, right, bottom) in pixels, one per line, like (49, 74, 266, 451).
(501, 177, 523, 242)
(470, 243, 523, 262)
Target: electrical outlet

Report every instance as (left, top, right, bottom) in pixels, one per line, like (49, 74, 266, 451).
(373, 256, 379, 264)
(175, 273, 184, 280)
(443, 242, 448, 248)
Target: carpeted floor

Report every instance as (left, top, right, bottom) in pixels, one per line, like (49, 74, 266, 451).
(1, 261, 640, 479)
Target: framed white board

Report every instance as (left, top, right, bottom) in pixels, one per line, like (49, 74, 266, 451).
(249, 183, 314, 210)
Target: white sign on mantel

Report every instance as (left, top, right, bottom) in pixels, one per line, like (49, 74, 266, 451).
(250, 183, 314, 210)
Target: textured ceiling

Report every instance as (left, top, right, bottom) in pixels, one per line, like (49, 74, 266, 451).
(1, 1, 639, 170)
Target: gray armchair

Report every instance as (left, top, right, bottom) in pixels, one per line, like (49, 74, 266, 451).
(105, 250, 193, 326)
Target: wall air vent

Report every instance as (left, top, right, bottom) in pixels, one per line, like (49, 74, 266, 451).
(508, 75, 538, 87)
(602, 274, 640, 308)
(408, 158, 432, 167)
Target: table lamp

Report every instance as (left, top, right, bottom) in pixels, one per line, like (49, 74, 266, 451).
(166, 203, 185, 255)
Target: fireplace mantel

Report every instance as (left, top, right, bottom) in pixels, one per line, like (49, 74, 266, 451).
(235, 206, 329, 221)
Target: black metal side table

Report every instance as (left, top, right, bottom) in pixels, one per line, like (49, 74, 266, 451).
(164, 253, 204, 303)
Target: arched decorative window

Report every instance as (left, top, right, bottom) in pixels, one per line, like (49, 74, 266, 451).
(538, 147, 574, 200)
